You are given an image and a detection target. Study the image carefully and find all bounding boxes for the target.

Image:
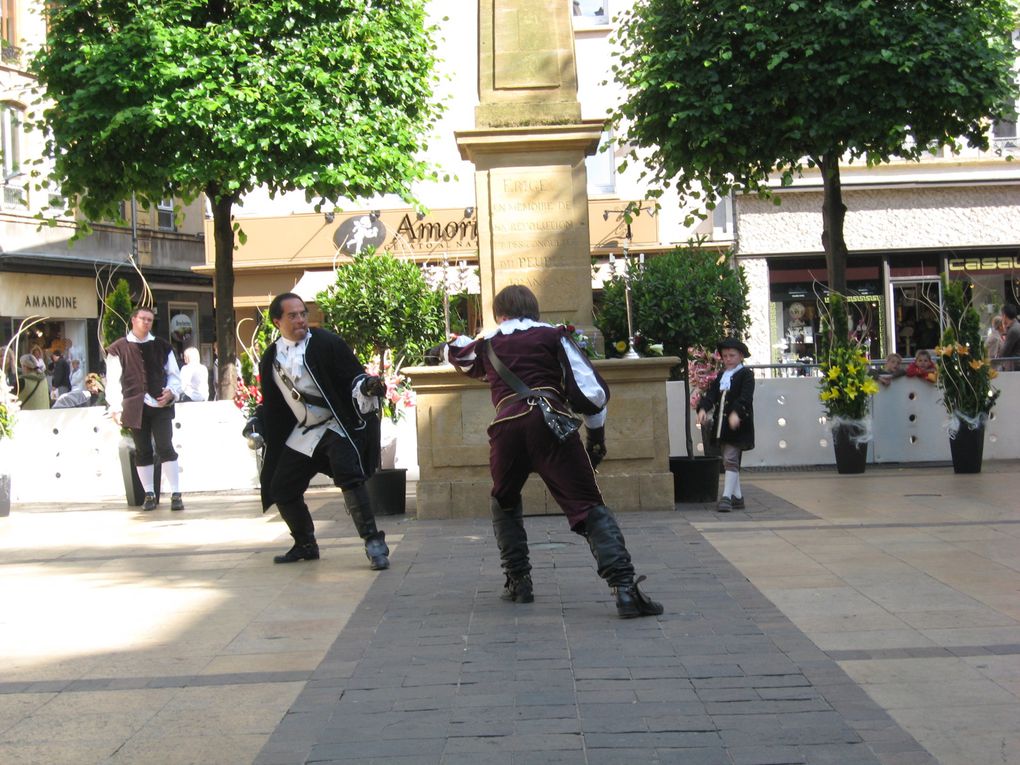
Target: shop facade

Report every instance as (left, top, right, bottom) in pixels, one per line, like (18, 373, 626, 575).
(736, 173, 1020, 369)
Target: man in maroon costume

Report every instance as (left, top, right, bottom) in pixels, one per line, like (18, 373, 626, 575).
(438, 285, 662, 619)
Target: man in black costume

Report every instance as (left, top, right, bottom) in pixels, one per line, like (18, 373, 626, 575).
(253, 292, 390, 569)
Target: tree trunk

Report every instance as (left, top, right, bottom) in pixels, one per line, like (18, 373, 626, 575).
(819, 151, 848, 296)
(210, 188, 238, 401)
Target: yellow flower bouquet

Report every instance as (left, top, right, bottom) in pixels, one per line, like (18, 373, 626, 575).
(818, 295, 879, 422)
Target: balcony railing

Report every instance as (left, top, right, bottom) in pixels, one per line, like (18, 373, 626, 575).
(1, 43, 21, 66)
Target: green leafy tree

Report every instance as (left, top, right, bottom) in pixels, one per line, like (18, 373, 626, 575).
(31, 0, 444, 399)
(101, 279, 134, 349)
(597, 244, 748, 457)
(610, 0, 1016, 294)
(316, 249, 445, 369)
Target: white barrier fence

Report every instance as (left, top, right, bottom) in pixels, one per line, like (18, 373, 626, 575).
(2, 373, 1017, 505)
(1, 400, 421, 505)
(666, 371, 1020, 466)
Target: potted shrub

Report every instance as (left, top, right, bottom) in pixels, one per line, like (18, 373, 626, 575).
(818, 293, 880, 473)
(597, 242, 748, 502)
(934, 276, 1000, 473)
(317, 248, 445, 514)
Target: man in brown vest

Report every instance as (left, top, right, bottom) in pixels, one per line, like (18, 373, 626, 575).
(106, 306, 184, 511)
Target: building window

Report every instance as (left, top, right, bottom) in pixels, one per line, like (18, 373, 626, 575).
(0, 0, 19, 66)
(1, 102, 26, 209)
(157, 199, 176, 231)
(572, 0, 608, 24)
(586, 130, 615, 195)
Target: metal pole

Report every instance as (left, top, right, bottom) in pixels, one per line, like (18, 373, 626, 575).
(130, 192, 138, 261)
(622, 224, 639, 359)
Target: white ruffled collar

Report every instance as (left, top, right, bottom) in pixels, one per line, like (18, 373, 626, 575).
(482, 317, 553, 339)
(276, 334, 310, 380)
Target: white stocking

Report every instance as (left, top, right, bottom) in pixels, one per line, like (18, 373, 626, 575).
(162, 460, 180, 494)
(732, 471, 743, 499)
(136, 463, 155, 493)
(723, 470, 737, 499)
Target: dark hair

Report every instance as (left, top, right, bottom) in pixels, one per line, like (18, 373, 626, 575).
(130, 306, 155, 319)
(492, 285, 540, 322)
(1003, 304, 1018, 321)
(269, 292, 305, 321)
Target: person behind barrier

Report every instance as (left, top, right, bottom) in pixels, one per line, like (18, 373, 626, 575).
(105, 306, 185, 512)
(999, 304, 1020, 372)
(906, 349, 937, 383)
(432, 284, 663, 619)
(178, 347, 210, 402)
(53, 373, 105, 409)
(17, 354, 51, 410)
(251, 292, 391, 569)
(696, 338, 755, 512)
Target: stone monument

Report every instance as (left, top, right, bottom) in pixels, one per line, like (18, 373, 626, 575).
(406, 0, 677, 519)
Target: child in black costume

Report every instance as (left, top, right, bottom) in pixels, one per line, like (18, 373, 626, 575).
(695, 338, 755, 512)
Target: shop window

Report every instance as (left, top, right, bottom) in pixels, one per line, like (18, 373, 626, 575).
(572, 0, 608, 24)
(1, 0, 19, 66)
(157, 199, 176, 231)
(891, 280, 941, 358)
(586, 130, 615, 195)
(1, 101, 26, 209)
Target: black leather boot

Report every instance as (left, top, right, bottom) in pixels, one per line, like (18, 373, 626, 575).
(584, 505, 663, 618)
(491, 498, 533, 603)
(274, 537, 320, 564)
(274, 501, 319, 564)
(343, 483, 390, 570)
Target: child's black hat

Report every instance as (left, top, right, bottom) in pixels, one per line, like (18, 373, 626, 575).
(716, 337, 750, 357)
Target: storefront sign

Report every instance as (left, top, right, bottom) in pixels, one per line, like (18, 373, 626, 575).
(391, 213, 478, 252)
(947, 255, 1020, 274)
(0, 273, 98, 319)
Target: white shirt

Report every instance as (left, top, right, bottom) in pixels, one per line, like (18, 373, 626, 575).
(179, 362, 210, 401)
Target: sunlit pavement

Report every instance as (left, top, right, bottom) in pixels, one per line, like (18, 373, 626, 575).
(0, 464, 1017, 764)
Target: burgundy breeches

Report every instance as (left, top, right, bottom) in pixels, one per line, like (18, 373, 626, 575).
(488, 408, 603, 530)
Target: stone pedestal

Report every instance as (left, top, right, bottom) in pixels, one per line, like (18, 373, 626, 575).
(408, 356, 679, 520)
(456, 123, 604, 331)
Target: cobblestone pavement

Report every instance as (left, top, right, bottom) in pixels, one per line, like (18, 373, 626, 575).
(2, 463, 1017, 765)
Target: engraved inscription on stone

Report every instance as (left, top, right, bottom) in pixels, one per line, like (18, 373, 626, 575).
(494, 1, 560, 90)
(489, 167, 588, 314)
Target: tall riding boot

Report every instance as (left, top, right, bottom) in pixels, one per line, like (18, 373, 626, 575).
(583, 505, 663, 618)
(274, 500, 319, 564)
(342, 483, 390, 570)
(490, 498, 533, 603)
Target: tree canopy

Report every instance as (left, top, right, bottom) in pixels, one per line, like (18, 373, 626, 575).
(316, 250, 445, 368)
(611, 0, 1017, 293)
(31, 0, 445, 396)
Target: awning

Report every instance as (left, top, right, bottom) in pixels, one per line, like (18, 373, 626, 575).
(291, 270, 336, 302)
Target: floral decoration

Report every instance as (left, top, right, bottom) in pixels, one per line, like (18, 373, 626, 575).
(365, 357, 415, 424)
(0, 374, 18, 441)
(234, 373, 263, 419)
(559, 324, 602, 360)
(818, 294, 879, 422)
(934, 276, 999, 428)
(687, 346, 721, 409)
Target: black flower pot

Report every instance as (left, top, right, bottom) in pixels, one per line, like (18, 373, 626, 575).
(832, 425, 867, 474)
(670, 456, 721, 503)
(949, 422, 985, 474)
(119, 440, 160, 507)
(366, 468, 407, 515)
